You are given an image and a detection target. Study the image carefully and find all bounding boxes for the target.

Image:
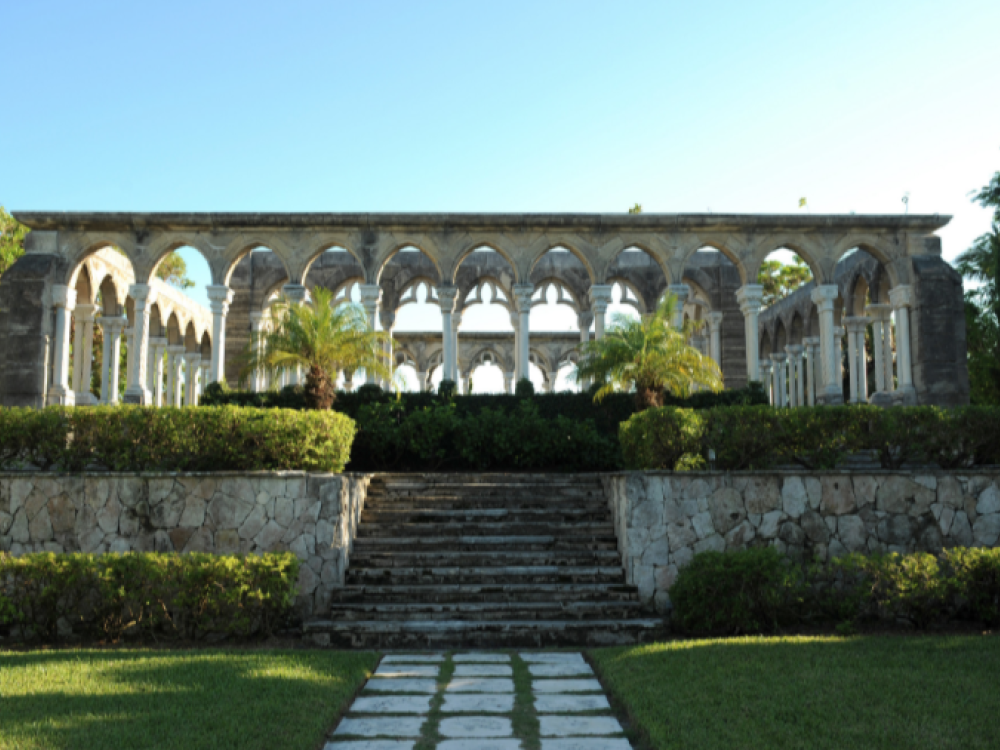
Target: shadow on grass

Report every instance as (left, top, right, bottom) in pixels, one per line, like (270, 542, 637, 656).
(0, 649, 378, 750)
(591, 635, 1000, 750)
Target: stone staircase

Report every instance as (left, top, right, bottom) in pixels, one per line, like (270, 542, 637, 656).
(304, 473, 666, 648)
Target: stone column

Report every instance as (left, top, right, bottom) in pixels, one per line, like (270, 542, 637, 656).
(844, 317, 870, 404)
(736, 284, 764, 383)
(416, 371, 427, 392)
(510, 311, 521, 379)
(667, 283, 690, 329)
(166, 345, 186, 406)
(357, 284, 381, 385)
(72, 303, 97, 405)
(706, 311, 723, 366)
(436, 285, 458, 383)
(545, 371, 558, 393)
(451, 312, 462, 390)
(185, 354, 202, 406)
(47, 285, 77, 406)
(199, 361, 210, 397)
(102, 316, 126, 405)
(866, 304, 891, 398)
(513, 284, 534, 381)
(833, 325, 846, 402)
(149, 337, 167, 407)
(786, 345, 804, 407)
(760, 360, 773, 405)
(124, 284, 156, 404)
(504, 372, 514, 394)
(810, 285, 843, 404)
(249, 311, 265, 392)
(280, 285, 308, 387)
(206, 285, 234, 384)
(889, 285, 916, 403)
(770, 353, 786, 407)
(578, 311, 593, 345)
(589, 285, 613, 340)
(804, 337, 819, 406)
(380, 308, 396, 390)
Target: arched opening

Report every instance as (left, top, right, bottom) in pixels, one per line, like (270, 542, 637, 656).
(606, 245, 668, 315)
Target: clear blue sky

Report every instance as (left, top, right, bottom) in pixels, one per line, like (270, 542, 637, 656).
(3, 0, 998, 296)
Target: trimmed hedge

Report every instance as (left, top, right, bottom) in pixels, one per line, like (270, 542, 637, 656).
(621, 404, 1000, 471)
(0, 552, 300, 642)
(0, 406, 356, 472)
(670, 547, 1000, 636)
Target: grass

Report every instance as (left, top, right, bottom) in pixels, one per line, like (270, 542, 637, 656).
(0, 648, 378, 750)
(590, 635, 1000, 750)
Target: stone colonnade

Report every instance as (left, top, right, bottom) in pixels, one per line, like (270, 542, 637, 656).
(0, 212, 966, 408)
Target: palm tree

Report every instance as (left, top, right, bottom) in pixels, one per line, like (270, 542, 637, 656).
(242, 286, 394, 409)
(574, 294, 723, 410)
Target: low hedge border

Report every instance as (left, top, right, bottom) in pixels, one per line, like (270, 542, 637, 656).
(0, 551, 300, 642)
(0, 406, 356, 472)
(620, 404, 1000, 471)
(670, 546, 1000, 636)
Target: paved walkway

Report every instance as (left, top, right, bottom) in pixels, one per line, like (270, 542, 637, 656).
(325, 651, 633, 750)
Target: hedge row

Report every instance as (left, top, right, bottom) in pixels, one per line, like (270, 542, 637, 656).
(670, 547, 1000, 635)
(0, 406, 356, 472)
(620, 404, 1000, 471)
(0, 552, 300, 642)
(351, 400, 619, 471)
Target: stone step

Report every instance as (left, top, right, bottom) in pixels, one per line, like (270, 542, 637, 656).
(367, 487, 603, 498)
(344, 565, 625, 585)
(304, 617, 667, 649)
(349, 549, 623, 567)
(332, 582, 639, 604)
(328, 600, 646, 621)
(373, 474, 603, 484)
(360, 508, 610, 523)
(364, 495, 607, 508)
(351, 536, 620, 552)
(357, 522, 616, 538)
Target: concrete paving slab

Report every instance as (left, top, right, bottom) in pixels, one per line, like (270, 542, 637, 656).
(333, 717, 425, 738)
(539, 716, 624, 737)
(539, 740, 632, 750)
(349, 696, 433, 714)
(531, 679, 604, 693)
(439, 716, 513, 738)
(520, 653, 589, 666)
(446, 678, 515, 693)
(437, 741, 522, 750)
(452, 653, 511, 663)
(440, 694, 515, 713)
(324, 741, 416, 750)
(528, 663, 594, 678)
(453, 664, 513, 677)
(533, 694, 611, 713)
(374, 665, 439, 678)
(381, 654, 446, 663)
(364, 678, 438, 694)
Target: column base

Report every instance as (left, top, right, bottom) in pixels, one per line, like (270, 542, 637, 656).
(74, 391, 96, 406)
(816, 388, 844, 406)
(892, 387, 917, 406)
(47, 386, 76, 407)
(123, 386, 153, 406)
(868, 391, 895, 408)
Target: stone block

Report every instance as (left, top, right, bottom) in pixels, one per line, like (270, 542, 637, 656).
(973, 514, 1000, 546)
(781, 477, 807, 518)
(800, 510, 830, 544)
(977, 484, 1000, 515)
(27, 507, 52, 541)
(736, 476, 780, 514)
(665, 519, 697, 550)
(179, 496, 207, 527)
(47, 495, 77, 534)
(694, 533, 725, 554)
(691, 511, 715, 539)
(950, 511, 974, 546)
(852, 476, 878, 507)
(837, 515, 867, 552)
(938, 476, 963, 509)
(821, 477, 856, 516)
(724, 520, 754, 548)
(215, 528, 241, 553)
(208, 493, 255, 529)
(758, 510, 784, 539)
(709, 487, 746, 534)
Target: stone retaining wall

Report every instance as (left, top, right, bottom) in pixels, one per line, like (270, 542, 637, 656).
(0, 472, 372, 616)
(602, 471, 1000, 612)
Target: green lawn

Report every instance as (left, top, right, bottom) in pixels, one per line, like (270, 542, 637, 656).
(591, 635, 1000, 750)
(0, 649, 378, 750)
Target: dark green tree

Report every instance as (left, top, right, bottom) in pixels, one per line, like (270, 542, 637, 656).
(0, 206, 27, 277)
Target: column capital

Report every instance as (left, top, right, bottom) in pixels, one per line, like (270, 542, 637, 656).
(810, 284, 840, 310)
(736, 284, 764, 314)
(577, 311, 594, 330)
(127, 283, 156, 306)
(760, 360, 773, 373)
(185, 353, 202, 367)
(865, 303, 893, 321)
(150, 336, 168, 348)
(379, 308, 396, 331)
(888, 285, 914, 309)
(588, 284, 613, 312)
(206, 285, 234, 314)
(667, 283, 691, 301)
(512, 283, 534, 313)
(436, 284, 459, 313)
(249, 311, 265, 330)
(167, 344, 187, 355)
(843, 316, 871, 334)
(99, 315, 127, 333)
(785, 344, 804, 356)
(706, 310, 724, 328)
(280, 283, 307, 304)
(451, 311, 462, 331)
(75, 302, 97, 320)
(51, 285, 77, 310)
(770, 352, 787, 363)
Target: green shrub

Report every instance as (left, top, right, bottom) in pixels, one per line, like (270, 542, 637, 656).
(0, 406, 355, 472)
(830, 552, 951, 628)
(437, 379, 457, 400)
(515, 378, 535, 397)
(943, 547, 1000, 626)
(703, 405, 781, 470)
(669, 548, 807, 635)
(0, 552, 300, 642)
(619, 407, 705, 470)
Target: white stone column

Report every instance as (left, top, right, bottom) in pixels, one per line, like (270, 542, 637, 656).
(249, 311, 265, 392)
(149, 337, 167, 407)
(206, 285, 234, 385)
(357, 284, 381, 385)
(451, 312, 462, 390)
(834, 325, 845, 401)
(513, 284, 534, 381)
(578, 311, 593, 345)
(185, 354, 202, 406)
(102, 316, 126, 405)
(889, 285, 916, 403)
(48, 285, 77, 406)
(380, 308, 396, 390)
(416, 370, 427, 392)
(706, 311, 723, 366)
(760, 360, 773, 405)
(124, 284, 156, 404)
(804, 337, 819, 406)
(504, 372, 514, 394)
(589, 285, 613, 340)
(436, 285, 458, 383)
(737, 284, 764, 383)
(810, 285, 843, 404)
(786, 344, 804, 407)
(866, 304, 891, 396)
(545, 371, 558, 393)
(167, 345, 186, 406)
(72, 303, 97, 405)
(844, 317, 870, 404)
(200, 361, 210, 397)
(98, 318, 112, 404)
(667, 283, 690, 329)
(770, 353, 786, 407)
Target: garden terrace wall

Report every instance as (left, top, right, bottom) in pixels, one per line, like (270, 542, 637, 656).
(602, 471, 1000, 612)
(0, 472, 372, 617)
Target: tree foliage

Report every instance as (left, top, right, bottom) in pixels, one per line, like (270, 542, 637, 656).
(155, 252, 195, 289)
(241, 286, 394, 409)
(758, 255, 813, 307)
(574, 294, 723, 410)
(956, 170, 1000, 404)
(0, 206, 27, 278)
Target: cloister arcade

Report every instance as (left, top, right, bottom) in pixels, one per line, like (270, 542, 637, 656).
(0, 212, 968, 408)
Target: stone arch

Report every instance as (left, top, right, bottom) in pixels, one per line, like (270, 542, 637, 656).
(73, 265, 94, 306)
(465, 344, 511, 377)
(377, 242, 444, 286)
(396, 277, 442, 313)
(459, 276, 514, 314)
(299, 239, 365, 285)
(775, 319, 788, 352)
(222, 236, 295, 287)
(807, 305, 820, 338)
(166, 313, 182, 346)
(144, 234, 218, 285)
(748, 237, 826, 286)
(682, 240, 750, 286)
(760, 329, 773, 358)
(452, 241, 520, 286)
(530, 242, 596, 285)
(62, 236, 137, 285)
(97, 275, 124, 316)
(200, 331, 212, 360)
(832, 234, 905, 287)
(790, 312, 804, 345)
(184, 321, 198, 352)
(606, 278, 647, 315)
(531, 278, 582, 314)
(603, 244, 671, 305)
